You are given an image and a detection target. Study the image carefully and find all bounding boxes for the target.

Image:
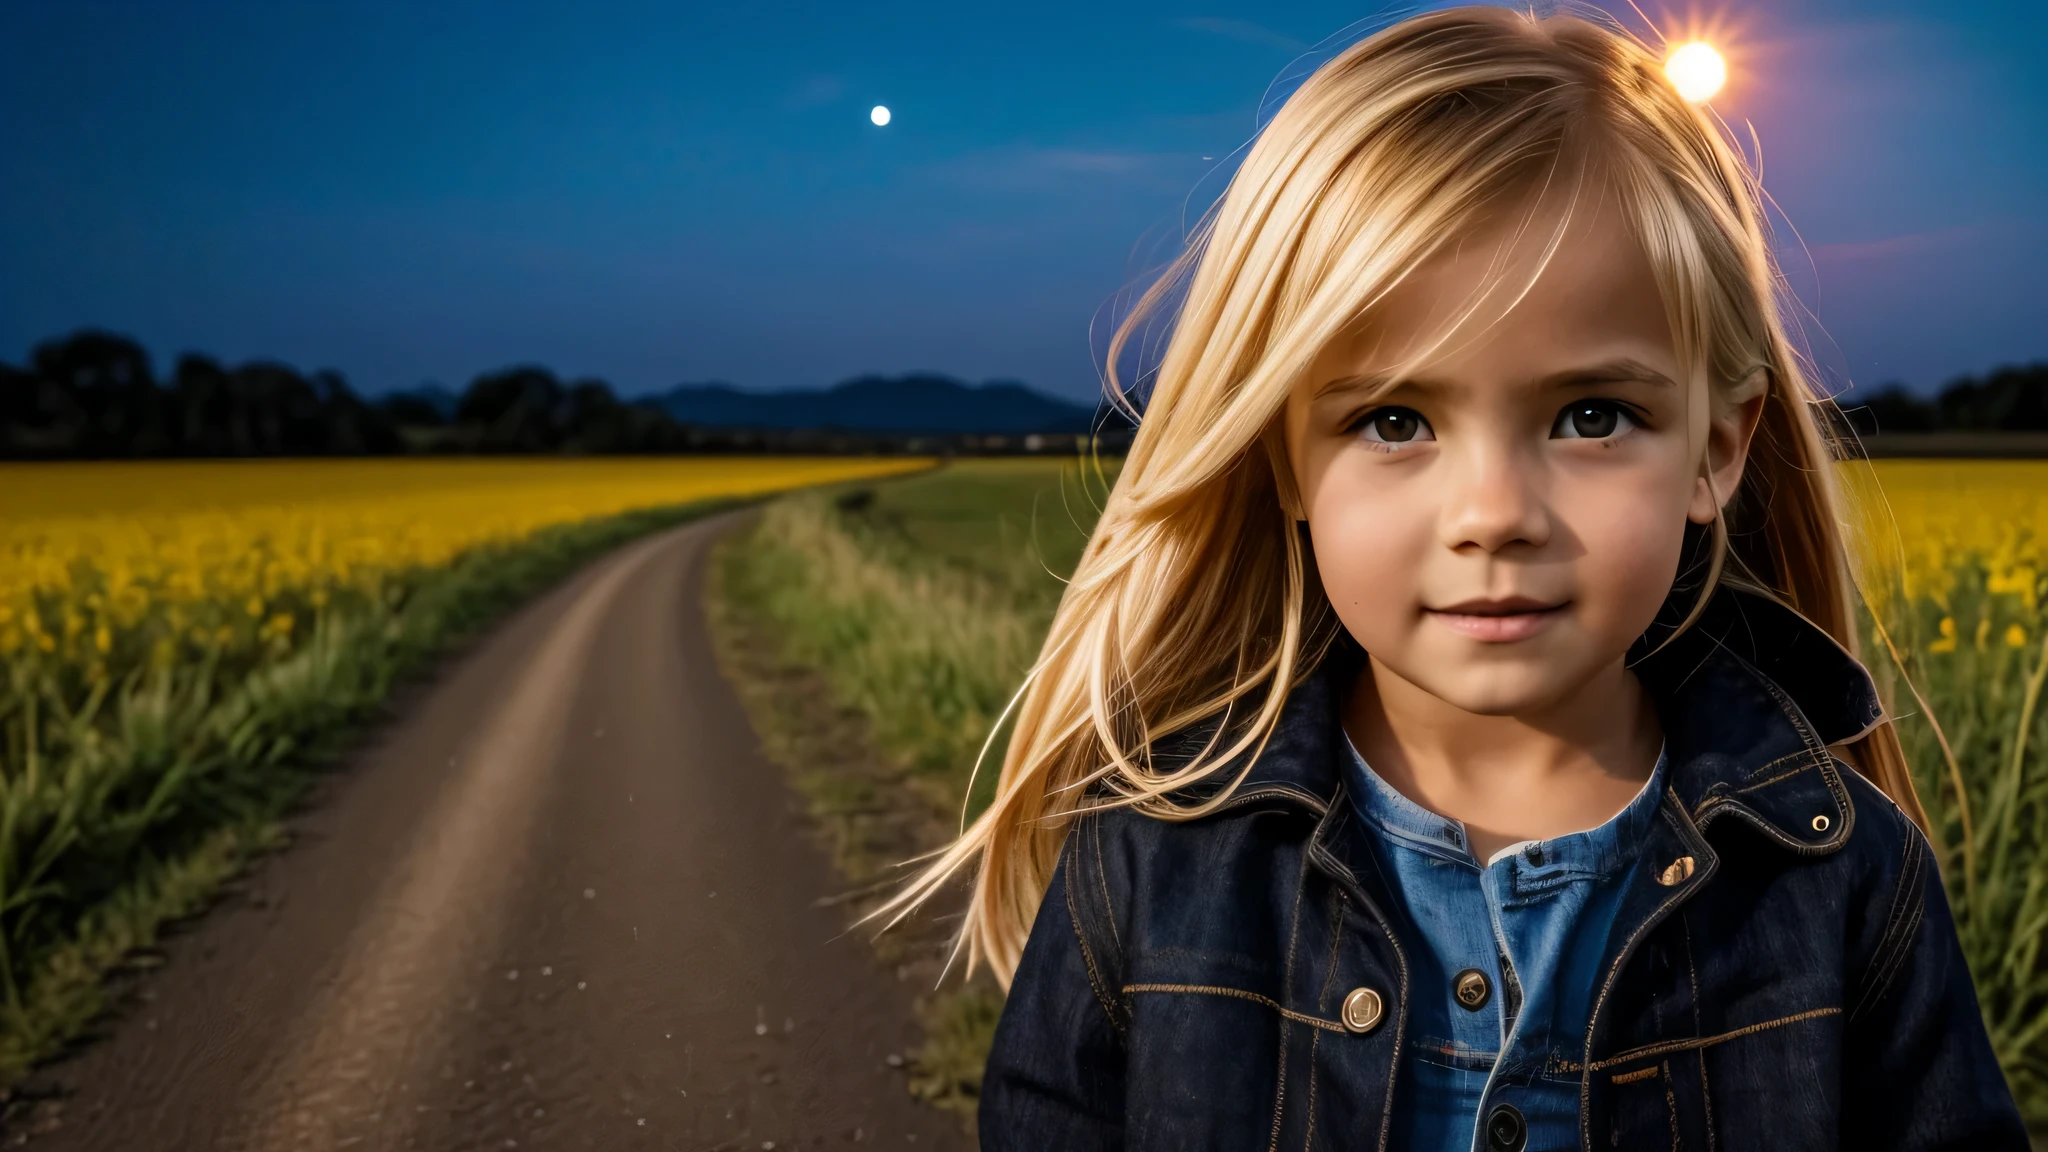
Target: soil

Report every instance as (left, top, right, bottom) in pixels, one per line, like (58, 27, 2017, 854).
(2, 513, 970, 1152)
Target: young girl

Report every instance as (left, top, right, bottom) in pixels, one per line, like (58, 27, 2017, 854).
(884, 6, 2029, 1149)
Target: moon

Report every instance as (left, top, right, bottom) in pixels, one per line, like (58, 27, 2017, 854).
(1664, 42, 1726, 102)
(870, 105, 891, 127)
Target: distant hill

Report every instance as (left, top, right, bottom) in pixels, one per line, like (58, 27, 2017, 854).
(643, 374, 1100, 435)
(3, 329, 1124, 458)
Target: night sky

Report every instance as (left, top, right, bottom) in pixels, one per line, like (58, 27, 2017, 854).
(3, 1, 2042, 404)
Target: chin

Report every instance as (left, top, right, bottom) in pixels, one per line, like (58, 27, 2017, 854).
(1412, 666, 1584, 717)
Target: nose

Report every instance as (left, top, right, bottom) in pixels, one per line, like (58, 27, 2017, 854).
(1438, 440, 1551, 554)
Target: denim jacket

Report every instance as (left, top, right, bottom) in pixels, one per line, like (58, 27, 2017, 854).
(979, 590, 2030, 1151)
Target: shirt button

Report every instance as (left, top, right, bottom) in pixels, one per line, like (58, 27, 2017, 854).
(1485, 1102, 1527, 1151)
(1340, 986, 1384, 1034)
(1453, 968, 1491, 1011)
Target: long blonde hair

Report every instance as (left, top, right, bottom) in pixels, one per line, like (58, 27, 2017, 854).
(881, 4, 1930, 988)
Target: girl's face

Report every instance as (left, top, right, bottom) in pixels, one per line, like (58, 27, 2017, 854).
(1283, 191, 1762, 718)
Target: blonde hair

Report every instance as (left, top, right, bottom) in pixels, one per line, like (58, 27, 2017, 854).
(880, 4, 1930, 988)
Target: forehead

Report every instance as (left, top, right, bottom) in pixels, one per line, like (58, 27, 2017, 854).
(1322, 186, 1675, 384)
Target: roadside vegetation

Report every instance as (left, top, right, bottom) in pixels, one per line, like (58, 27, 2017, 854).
(716, 455, 2048, 1130)
(0, 456, 926, 1089)
(1846, 460, 2048, 1124)
(707, 457, 1113, 1114)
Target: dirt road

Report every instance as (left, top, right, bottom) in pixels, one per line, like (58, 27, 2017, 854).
(15, 514, 969, 1151)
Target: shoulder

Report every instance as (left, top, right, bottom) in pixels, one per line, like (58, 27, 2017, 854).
(1056, 786, 1326, 965)
(1832, 754, 1933, 884)
(1829, 756, 1945, 1013)
(1065, 786, 1324, 902)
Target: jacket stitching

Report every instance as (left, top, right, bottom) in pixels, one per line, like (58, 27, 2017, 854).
(1852, 813, 1924, 1020)
(1680, 912, 1717, 1152)
(1268, 846, 1314, 1152)
(1594, 1005, 1841, 1071)
(1312, 795, 1407, 1152)
(1064, 827, 1127, 1038)
(1302, 886, 1345, 1152)
(1093, 815, 1123, 959)
(1716, 653, 1858, 852)
(1864, 900, 1924, 1024)
(1302, 1029, 1323, 1151)
(1123, 983, 1351, 1033)
(1663, 1060, 1679, 1152)
(1854, 822, 1918, 1018)
(1730, 751, 1826, 795)
(1612, 1064, 1659, 1085)
(1850, 819, 1927, 1024)
(1317, 887, 1347, 1013)
(1579, 791, 1715, 1151)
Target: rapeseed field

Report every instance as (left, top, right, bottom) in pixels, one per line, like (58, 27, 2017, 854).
(1849, 461, 2048, 1120)
(0, 455, 927, 1081)
(0, 458, 924, 685)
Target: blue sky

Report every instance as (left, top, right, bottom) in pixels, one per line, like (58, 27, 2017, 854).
(2, 0, 2042, 403)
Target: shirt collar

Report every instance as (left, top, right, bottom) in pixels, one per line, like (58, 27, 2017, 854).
(1341, 734, 1669, 876)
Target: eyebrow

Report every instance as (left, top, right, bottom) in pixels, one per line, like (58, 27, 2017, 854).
(1309, 357, 1677, 401)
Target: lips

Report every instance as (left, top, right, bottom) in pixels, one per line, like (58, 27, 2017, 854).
(1424, 597, 1568, 642)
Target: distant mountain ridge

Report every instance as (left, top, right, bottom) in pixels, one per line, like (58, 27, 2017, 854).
(643, 373, 1101, 435)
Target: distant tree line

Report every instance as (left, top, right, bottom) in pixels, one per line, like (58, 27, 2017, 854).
(1848, 362, 2048, 434)
(0, 329, 1106, 459)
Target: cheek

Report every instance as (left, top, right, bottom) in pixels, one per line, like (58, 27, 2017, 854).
(1304, 476, 1431, 642)
(1564, 476, 1692, 631)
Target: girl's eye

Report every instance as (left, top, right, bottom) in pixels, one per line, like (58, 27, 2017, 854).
(1354, 406, 1434, 446)
(1552, 400, 1636, 440)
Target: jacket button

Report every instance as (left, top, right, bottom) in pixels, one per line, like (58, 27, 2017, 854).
(1656, 855, 1696, 885)
(1485, 1102, 1527, 1151)
(1453, 968, 1491, 1010)
(1340, 987, 1384, 1034)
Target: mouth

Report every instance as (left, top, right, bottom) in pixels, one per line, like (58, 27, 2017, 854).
(1424, 597, 1569, 643)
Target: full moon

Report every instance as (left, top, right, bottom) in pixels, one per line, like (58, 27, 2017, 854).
(870, 105, 891, 126)
(1664, 42, 1726, 102)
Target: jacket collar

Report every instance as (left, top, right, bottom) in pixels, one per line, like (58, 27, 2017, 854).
(1172, 586, 1882, 853)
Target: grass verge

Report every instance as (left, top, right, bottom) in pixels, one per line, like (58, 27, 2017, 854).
(704, 458, 1112, 1118)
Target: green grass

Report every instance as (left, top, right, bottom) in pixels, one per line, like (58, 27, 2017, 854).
(725, 459, 1111, 815)
(1865, 566, 2048, 1127)
(707, 458, 1113, 1114)
(0, 498, 738, 1087)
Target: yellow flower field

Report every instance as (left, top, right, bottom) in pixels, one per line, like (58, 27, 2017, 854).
(1836, 459, 2048, 1120)
(1847, 460, 2048, 621)
(0, 457, 927, 680)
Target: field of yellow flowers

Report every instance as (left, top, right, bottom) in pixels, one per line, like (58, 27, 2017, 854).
(0, 456, 926, 1079)
(0, 458, 923, 687)
(1846, 460, 2048, 1119)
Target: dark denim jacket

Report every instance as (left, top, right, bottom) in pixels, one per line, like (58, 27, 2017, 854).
(980, 590, 2030, 1150)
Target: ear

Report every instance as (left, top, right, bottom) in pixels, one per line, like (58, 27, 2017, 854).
(1687, 367, 1769, 525)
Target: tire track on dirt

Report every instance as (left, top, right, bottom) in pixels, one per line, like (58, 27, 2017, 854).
(15, 513, 966, 1151)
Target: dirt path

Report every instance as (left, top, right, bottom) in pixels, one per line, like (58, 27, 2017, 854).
(12, 513, 969, 1151)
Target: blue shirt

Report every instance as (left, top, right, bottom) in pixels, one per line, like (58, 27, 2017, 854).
(1342, 736, 1667, 1152)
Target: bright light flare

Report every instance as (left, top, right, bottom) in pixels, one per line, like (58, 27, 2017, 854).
(870, 105, 892, 127)
(1664, 42, 1726, 102)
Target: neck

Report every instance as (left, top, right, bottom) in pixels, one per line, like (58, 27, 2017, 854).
(1342, 654, 1663, 839)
